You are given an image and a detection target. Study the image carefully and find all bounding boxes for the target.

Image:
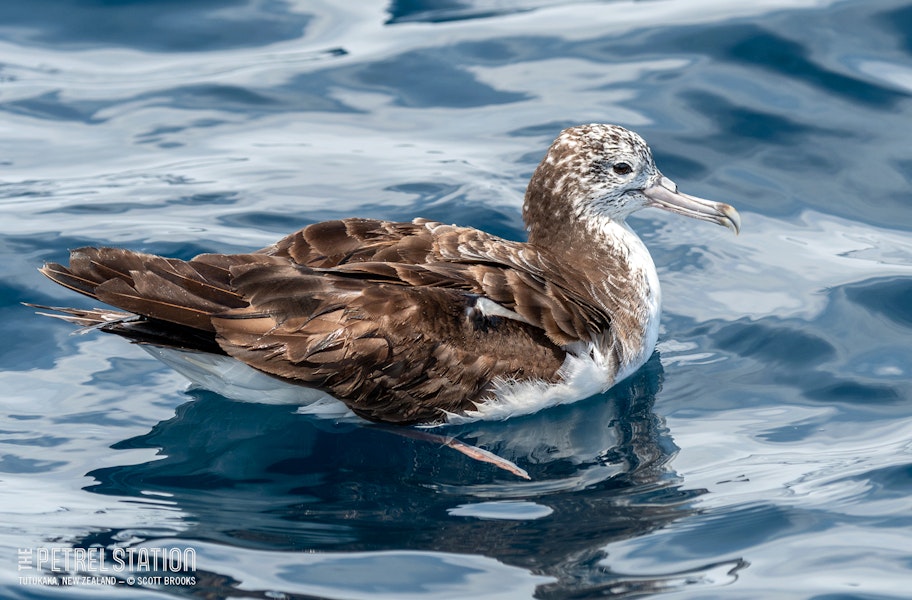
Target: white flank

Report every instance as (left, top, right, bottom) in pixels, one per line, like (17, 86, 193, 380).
(445, 341, 616, 425)
(142, 343, 629, 426)
(139, 346, 356, 419)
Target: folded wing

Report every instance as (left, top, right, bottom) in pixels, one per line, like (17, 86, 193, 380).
(38, 218, 613, 424)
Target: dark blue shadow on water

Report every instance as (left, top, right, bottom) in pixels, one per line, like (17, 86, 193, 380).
(386, 0, 536, 24)
(879, 3, 912, 52)
(72, 354, 734, 597)
(658, 272, 912, 445)
(843, 276, 912, 330)
(671, 24, 909, 109)
(0, 0, 312, 52)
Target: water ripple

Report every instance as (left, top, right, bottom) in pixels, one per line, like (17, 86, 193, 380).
(3, 1, 912, 598)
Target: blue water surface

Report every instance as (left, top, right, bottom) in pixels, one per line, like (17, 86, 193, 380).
(1, 1, 911, 598)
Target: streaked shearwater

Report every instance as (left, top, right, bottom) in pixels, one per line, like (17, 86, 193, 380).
(32, 124, 739, 426)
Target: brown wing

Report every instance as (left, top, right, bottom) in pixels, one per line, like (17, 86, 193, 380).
(261, 218, 611, 346)
(38, 218, 614, 424)
(211, 260, 566, 424)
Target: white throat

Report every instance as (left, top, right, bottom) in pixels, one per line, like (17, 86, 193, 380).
(587, 215, 662, 380)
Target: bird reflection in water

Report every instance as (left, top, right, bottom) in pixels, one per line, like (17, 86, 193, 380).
(76, 354, 744, 597)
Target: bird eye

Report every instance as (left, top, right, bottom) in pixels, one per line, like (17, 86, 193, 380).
(613, 162, 632, 175)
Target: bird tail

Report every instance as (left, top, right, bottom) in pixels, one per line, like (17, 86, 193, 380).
(24, 301, 225, 353)
(37, 247, 251, 332)
(24, 304, 134, 329)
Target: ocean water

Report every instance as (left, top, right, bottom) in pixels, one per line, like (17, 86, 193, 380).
(1, 0, 911, 598)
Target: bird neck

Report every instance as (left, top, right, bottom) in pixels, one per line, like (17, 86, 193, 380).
(523, 184, 662, 375)
(523, 177, 643, 276)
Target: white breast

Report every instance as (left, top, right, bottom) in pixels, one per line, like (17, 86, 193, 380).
(612, 222, 662, 382)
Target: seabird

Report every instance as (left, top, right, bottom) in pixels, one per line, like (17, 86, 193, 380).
(32, 124, 739, 426)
